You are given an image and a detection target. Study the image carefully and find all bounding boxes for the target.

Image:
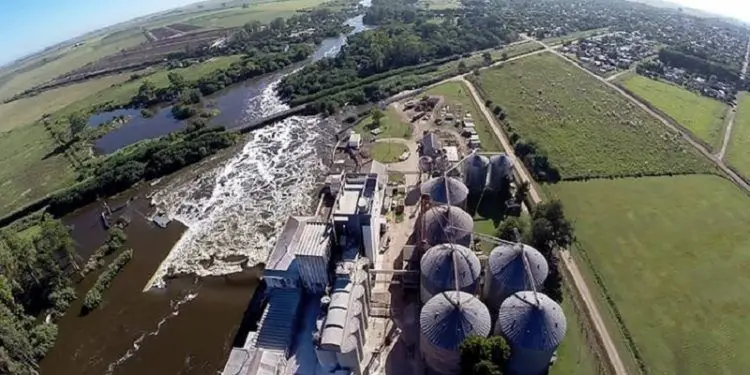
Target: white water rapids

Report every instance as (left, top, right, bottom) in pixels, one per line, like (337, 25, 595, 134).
(149, 79, 337, 284)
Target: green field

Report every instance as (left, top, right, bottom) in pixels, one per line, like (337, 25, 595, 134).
(426, 81, 502, 152)
(371, 142, 409, 163)
(727, 92, 750, 178)
(550, 293, 603, 375)
(620, 74, 728, 150)
(355, 106, 412, 140)
(0, 124, 77, 216)
(185, 0, 331, 28)
(475, 53, 716, 179)
(548, 175, 750, 375)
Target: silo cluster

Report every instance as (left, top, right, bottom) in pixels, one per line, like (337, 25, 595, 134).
(483, 243, 549, 313)
(418, 205, 474, 247)
(421, 176, 469, 207)
(420, 243, 481, 303)
(463, 154, 490, 193)
(488, 154, 514, 192)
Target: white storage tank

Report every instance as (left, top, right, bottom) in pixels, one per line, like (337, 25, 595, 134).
(420, 243, 481, 303)
(463, 153, 489, 193)
(420, 291, 491, 375)
(419, 205, 474, 247)
(484, 243, 548, 313)
(496, 291, 567, 375)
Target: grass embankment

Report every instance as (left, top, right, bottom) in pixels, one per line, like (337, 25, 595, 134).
(371, 142, 409, 163)
(548, 175, 750, 375)
(475, 53, 716, 180)
(355, 106, 412, 140)
(425, 81, 501, 151)
(82, 249, 133, 313)
(619, 74, 728, 150)
(727, 92, 750, 178)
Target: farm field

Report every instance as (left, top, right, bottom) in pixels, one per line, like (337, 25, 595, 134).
(619, 74, 728, 150)
(371, 142, 409, 163)
(0, 72, 135, 132)
(185, 0, 331, 28)
(426, 81, 502, 152)
(548, 175, 750, 375)
(0, 124, 77, 217)
(355, 106, 412, 140)
(727, 92, 750, 178)
(475, 53, 716, 180)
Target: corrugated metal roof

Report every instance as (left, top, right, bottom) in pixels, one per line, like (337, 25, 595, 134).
(266, 217, 302, 271)
(496, 291, 567, 351)
(294, 221, 331, 257)
(421, 243, 481, 297)
(421, 132, 440, 155)
(420, 205, 474, 247)
(421, 176, 469, 206)
(255, 289, 303, 352)
(420, 291, 491, 351)
(487, 243, 548, 307)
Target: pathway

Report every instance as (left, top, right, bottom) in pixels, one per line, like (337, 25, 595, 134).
(606, 68, 632, 82)
(459, 76, 629, 375)
(718, 104, 738, 160)
(532, 39, 750, 191)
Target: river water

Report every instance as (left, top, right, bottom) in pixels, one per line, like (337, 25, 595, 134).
(40, 5, 368, 374)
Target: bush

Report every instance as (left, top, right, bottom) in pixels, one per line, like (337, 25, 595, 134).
(29, 323, 58, 360)
(81, 249, 133, 314)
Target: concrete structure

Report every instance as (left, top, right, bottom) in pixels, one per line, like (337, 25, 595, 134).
(265, 217, 333, 293)
(496, 291, 567, 375)
(421, 176, 469, 207)
(418, 205, 474, 247)
(463, 153, 489, 193)
(420, 291, 491, 375)
(484, 243, 548, 313)
(420, 132, 441, 158)
(420, 243, 481, 303)
(488, 154, 514, 191)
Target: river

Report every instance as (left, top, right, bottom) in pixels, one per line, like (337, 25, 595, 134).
(40, 4, 369, 374)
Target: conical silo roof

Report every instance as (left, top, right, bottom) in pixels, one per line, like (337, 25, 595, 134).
(486, 243, 548, 310)
(420, 291, 491, 374)
(496, 291, 567, 351)
(463, 153, 489, 193)
(421, 176, 469, 206)
(421, 243, 481, 300)
(420, 205, 474, 247)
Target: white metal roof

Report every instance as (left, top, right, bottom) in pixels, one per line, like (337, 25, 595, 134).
(294, 222, 331, 257)
(443, 146, 459, 162)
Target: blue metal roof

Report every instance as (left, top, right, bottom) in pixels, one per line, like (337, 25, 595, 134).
(496, 291, 567, 351)
(420, 205, 474, 247)
(421, 243, 481, 296)
(421, 176, 469, 206)
(487, 243, 548, 306)
(420, 291, 491, 351)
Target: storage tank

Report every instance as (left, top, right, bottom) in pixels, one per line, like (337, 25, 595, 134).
(484, 243, 549, 312)
(420, 243, 481, 303)
(421, 176, 469, 207)
(420, 291, 491, 375)
(496, 291, 567, 375)
(419, 205, 474, 247)
(420, 156, 434, 172)
(463, 153, 490, 193)
(488, 154, 514, 191)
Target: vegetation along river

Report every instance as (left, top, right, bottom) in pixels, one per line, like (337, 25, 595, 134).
(38, 6, 368, 374)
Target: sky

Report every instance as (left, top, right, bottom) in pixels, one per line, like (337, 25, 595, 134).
(0, 0, 748, 66)
(0, 0, 200, 65)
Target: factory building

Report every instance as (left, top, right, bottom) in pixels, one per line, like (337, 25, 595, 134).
(496, 291, 567, 375)
(483, 243, 549, 314)
(420, 243, 481, 303)
(420, 291, 492, 375)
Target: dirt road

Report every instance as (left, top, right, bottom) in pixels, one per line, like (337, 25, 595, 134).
(534, 39, 750, 192)
(460, 76, 630, 375)
(718, 105, 738, 160)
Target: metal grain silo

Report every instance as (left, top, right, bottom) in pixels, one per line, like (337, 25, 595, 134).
(419, 205, 474, 247)
(484, 243, 549, 313)
(421, 176, 469, 207)
(488, 154, 514, 191)
(496, 291, 567, 375)
(420, 243, 481, 303)
(420, 291, 491, 375)
(463, 153, 490, 193)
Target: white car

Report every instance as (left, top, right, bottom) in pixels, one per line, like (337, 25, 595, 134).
(399, 151, 411, 161)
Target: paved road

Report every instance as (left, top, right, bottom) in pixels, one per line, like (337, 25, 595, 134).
(534, 39, 750, 192)
(459, 76, 629, 375)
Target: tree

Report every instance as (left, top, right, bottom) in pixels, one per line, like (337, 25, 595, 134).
(168, 72, 187, 92)
(501, 52, 509, 61)
(270, 17, 286, 31)
(371, 108, 385, 127)
(244, 20, 263, 34)
(531, 200, 574, 250)
(459, 336, 511, 375)
(514, 181, 529, 204)
(496, 216, 530, 242)
(482, 51, 493, 65)
(67, 112, 87, 139)
(458, 60, 468, 74)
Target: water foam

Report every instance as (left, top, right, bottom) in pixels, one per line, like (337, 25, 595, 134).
(150, 79, 335, 282)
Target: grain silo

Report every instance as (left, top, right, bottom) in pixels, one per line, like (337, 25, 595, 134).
(420, 243, 481, 303)
(421, 176, 469, 207)
(483, 243, 549, 313)
(420, 291, 491, 375)
(463, 153, 490, 193)
(487, 154, 514, 191)
(496, 291, 567, 375)
(419, 205, 474, 247)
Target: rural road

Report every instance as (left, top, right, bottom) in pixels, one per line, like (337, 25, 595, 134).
(459, 76, 630, 375)
(534, 39, 750, 192)
(718, 104, 738, 160)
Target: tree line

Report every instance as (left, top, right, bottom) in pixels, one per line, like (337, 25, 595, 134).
(656, 48, 741, 84)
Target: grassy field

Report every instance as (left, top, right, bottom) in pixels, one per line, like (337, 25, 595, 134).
(185, 0, 331, 28)
(0, 72, 136, 132)
(550, 293, 603, 375)
(418, 0, 461, 9)
(475, 53, 716, 180)
(0, 124, 77, 217)
(620, 74, 728, 150)
(548, 175, 750, 375)
(355, 106, 412, 140)
(727, 92, 750, 178)
(371, 142, 409, 163)
(425, 81, 502, 152)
